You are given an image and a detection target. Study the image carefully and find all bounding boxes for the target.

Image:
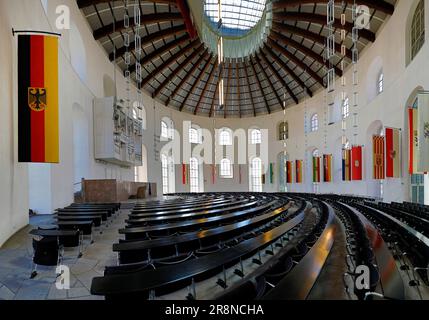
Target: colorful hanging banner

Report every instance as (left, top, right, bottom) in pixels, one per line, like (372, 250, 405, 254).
(182, 164, 188, 185)
(352, 146, 363, 181)
(18, 34, 59, 163)
(385, 127, 401, 178)
(342, 149, 352, 181)
(312, 157, 321, 183)
(418, 93, 429, 173)
(373, 135, 385, 180)
(409, 108, 419, 174)
(323, 154, 333, 182)
(295, 160, 303, 183)
(286, 161, 293, 184)
(211, 164, 216, 184)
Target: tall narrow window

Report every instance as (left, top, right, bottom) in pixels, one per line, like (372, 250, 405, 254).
(220, 159, 233, 178)
(250, 129, 262, 144)
(190, 158, 199, 193)
(161, 154, 169, 194)
(411, 0, 425, 61)
(219, 130, 232, 145)
(310, 114, 319, 132)
(161, 121, 168, 139)
(378, 72, 384, 94)
(342, 97, 350, 119)
(189, 127, 200, 144)
(250, 158, 263, 192)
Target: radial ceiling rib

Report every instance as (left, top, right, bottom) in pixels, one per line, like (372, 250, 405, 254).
(224, 62, 233, 118)
(109, 25, 187, 61)
(253, 55, 282, 108)
(179, 57, 213, 112)
(248, 58, 271, 114)
(93, 13, 184, 40)
(272, 22, 353, 60)
(139, 35, 191, 72)
(153, 44, 204, 98)
(273, 0, 395, 15)
(77, 0, 176, 8)
(194, 63, 217, 115)
(258, 48, 300, 104)
(266, 39, 324, 87)
(270, 31, 342, 76)
(273, 12, 376, 42)
(133, 39, 200, 86)
(242, 62, 257, 117)
(236, 63, 242, 118)
(165, 49, 209, 106)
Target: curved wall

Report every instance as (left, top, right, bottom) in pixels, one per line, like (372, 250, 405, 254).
(0, 0, 428, 246)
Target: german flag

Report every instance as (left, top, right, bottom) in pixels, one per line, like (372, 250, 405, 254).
(18, 34, 59, 163)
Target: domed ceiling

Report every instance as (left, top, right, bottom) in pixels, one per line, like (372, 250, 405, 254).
(77, 0, 396, 118)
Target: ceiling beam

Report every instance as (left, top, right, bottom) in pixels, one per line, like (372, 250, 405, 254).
(258, 48, 300, 104)
(165, 49, 209, 106)
(272, 22, 353, 60)
(248, 58, 271, 114)
(153, 44, 204, 98)
(137, 39, 200, 87)
(242, 61, 257, 117)
(273, 0, 395, 15)
(270, 31, 342, 77)
(273, 12, 375, 42)
(93, 13, 183, 40)
(236, 63, 242, 118)
(109, 25, 187, 61)
(180, 57, 213, 111)
(267, 39, 324, 87)
(194, 63, 217, 115)
(77, 0, 176, 9)
(253, 55, 282, 109)
(224, 62, 232, 118)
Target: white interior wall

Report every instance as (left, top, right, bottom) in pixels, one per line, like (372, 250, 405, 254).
(1, 0, 429, 246)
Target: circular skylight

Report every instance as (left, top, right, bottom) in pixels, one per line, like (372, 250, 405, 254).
(204, 0, 267, 37)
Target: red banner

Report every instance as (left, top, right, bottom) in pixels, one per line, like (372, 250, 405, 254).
(352, 146, 363, 181)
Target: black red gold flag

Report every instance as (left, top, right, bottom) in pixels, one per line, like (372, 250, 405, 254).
(18, 34, 59, 163)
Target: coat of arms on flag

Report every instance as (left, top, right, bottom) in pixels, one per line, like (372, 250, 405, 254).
(28, 87, 47, 112)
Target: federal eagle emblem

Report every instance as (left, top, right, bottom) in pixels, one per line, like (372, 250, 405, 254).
(424, 122, 429, 139)
(28, 87, 47, 112)
(355, 160, 360, 167)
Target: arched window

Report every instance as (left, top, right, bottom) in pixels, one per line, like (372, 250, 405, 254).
(279, 122, 289, 140)
(411, 0, 425, 61)
(219, 129, 232, 146)
(161, 154, 169, 194)
(342, 97, 350, 119)
(378, 72, 384, 94)
(161, 121, 169, 139)
(310, 114, 319, 132)
(220, 159, 233, 178)
(189, 158, 200, 193)
(189, 127, 200, 144)
(250, 129, 262, 144)
(250, 158, 263, 192)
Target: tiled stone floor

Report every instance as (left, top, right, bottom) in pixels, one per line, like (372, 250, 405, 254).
(0, 210, 129, 300)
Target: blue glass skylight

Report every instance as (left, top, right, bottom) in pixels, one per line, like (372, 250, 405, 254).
(204, 0, 267, 37)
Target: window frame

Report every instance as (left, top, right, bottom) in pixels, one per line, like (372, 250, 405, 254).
(310, 114, 319, 132)
(189, 157, 200, 193)
(220, 158, 233, 178)
(250, 157, 263, 192)
(250, 129, 262, 145)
